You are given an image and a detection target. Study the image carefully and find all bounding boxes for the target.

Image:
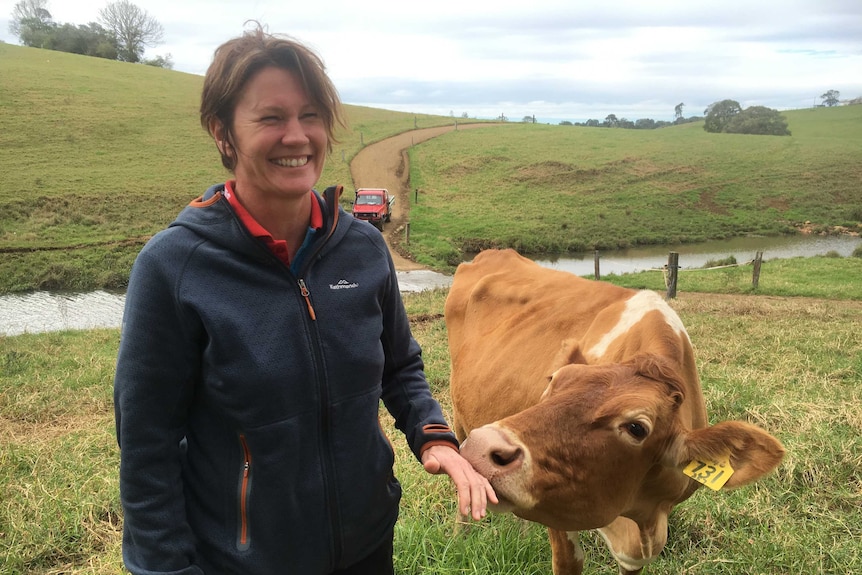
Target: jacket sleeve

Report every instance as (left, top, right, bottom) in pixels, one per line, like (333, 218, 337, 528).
(114, 237, 205, 575)
(377, 252, 460, 460)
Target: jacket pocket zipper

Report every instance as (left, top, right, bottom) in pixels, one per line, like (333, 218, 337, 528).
(238, 434, 252, 550)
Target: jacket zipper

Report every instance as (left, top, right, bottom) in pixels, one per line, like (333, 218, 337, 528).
(293, 185, 344, 567)
(297, 278, 344, 568)
(298, 279, 316, 320)
(237, 434, 252, 550)
(295, 186, 343, 322)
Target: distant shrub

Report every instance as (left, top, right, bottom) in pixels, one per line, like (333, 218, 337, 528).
(703, 255, 738, 268)
(703, 100, 790, 136)
(852, 246, 862, 258)
(726, 106, 791, 136)
(824, 250, 842, 258)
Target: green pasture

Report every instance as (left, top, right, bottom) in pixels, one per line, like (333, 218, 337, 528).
(403, 109, 862, 270)
(1, 40, 861, 575)
(606, 255, 862, 301)
(2, 42, 861, 291)
(2, 281, 861, 574)
(0, 44, 456, 293)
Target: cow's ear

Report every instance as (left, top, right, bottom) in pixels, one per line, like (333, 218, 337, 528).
(548, 338, 586, 374)
(676, 421, 785, 489)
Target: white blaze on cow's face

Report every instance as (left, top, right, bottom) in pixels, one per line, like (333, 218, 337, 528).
(585, 290, 689, 361)
(460, 358, 686, 532)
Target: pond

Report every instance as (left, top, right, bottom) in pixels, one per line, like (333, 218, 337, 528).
(1, 234, 859, 336)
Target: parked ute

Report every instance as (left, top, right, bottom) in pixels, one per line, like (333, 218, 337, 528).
(351, 188, 394, 230)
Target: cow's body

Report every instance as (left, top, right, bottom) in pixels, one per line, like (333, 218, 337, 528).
(445, 249, 784, 575)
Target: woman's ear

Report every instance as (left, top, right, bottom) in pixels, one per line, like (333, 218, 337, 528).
(209, 119, 228, 153)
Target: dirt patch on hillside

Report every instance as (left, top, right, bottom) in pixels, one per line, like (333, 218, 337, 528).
(349, 123, 500, 271)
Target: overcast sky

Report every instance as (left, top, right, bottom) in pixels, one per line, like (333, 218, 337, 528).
(2, 0, 860, 122)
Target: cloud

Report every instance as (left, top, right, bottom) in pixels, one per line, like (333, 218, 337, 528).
(1, 0, 860, 122)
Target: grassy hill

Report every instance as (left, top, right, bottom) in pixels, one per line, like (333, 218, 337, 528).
(1, 42, 860, 290)
(0, 43, 455, 292)
(403, 107, 862, 269)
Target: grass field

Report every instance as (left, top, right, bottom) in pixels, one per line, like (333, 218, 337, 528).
(605, 254, 862, 301)
(403, 107, 862, 270)
(1, 42, 860, 575)
(0, 44, 456, 293)
(2, 275, 861, 574)
(1, 43, 860, 291)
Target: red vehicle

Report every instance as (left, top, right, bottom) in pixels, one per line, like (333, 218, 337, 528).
(351, 188, 394, 231)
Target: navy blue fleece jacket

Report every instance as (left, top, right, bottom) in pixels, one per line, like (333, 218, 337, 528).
(114, 184, 459, 574)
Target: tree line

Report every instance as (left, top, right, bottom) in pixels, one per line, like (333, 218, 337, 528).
(8, 0, 170, 68)
(557, 91, 851, 136)
(559, 114, 701, 130)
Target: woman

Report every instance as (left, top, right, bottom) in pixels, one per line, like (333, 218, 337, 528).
(114, 26, 495, 575)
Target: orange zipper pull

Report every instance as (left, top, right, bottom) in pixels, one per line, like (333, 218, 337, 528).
(298, 279, 317, 321)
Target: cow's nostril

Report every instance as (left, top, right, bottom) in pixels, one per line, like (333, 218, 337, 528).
(490, 446, 522, 467)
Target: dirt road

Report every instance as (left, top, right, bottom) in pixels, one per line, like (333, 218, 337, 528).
(349, 123, 498, 271)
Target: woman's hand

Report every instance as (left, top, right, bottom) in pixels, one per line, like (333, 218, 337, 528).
(421, 445, 498, 521)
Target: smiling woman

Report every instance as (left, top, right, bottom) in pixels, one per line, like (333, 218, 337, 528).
(111, 23, 495, 575)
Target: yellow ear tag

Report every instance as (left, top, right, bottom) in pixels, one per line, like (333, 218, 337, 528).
(683, 455, 734, 491)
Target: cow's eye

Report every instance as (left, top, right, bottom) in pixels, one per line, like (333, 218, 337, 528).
(625, 422, 648, 439)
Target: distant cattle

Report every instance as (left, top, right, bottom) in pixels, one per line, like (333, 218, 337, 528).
(445, 249, 784, 575)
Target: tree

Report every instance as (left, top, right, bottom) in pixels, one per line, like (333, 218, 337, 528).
(635, 118, 657, 130)
(820, 90, 840, 107)
(10, 0, 54, 47)
(48, 22, 118, 59)
(603, 114, 618, 127)
(9, 0, 51, 36)
(703, 99, 742, 133)
(725, 106, 790, 136)
(142, 52, 173, 69)
(674, 102, 685, 122)
(98, 0, 163, 63)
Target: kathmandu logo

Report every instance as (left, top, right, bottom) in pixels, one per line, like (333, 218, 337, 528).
(330, 279, 359, 290)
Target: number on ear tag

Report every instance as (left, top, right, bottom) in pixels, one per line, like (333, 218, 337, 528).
(683, 455, 734, 491)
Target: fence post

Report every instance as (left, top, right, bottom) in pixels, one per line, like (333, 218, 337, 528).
(405, 222, 410, 245)
(666, 252, 679, 299)
(752, 251, 763, 289)
(414, 188, 419, 203)
(594, 250, 601, 281)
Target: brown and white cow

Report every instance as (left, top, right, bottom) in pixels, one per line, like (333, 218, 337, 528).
(445, 249, 785, 575)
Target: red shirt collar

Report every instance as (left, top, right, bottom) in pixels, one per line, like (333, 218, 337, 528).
(224, 181, 323, 235)
(223, 181, 323, 265)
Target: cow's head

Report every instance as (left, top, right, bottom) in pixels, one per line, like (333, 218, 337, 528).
(459, 352, 785, 532)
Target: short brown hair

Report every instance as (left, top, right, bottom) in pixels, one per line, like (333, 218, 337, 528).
(200, 24, 345, 171)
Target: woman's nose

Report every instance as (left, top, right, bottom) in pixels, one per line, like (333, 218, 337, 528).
(281, 117, 309, 145)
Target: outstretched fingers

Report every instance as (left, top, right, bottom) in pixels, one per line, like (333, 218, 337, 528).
(422, 445, 498, 520)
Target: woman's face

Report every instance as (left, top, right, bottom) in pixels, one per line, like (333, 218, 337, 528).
(225, 66, 328, 201)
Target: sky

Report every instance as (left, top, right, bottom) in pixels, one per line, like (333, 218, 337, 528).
(1, 0, 860, 123)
